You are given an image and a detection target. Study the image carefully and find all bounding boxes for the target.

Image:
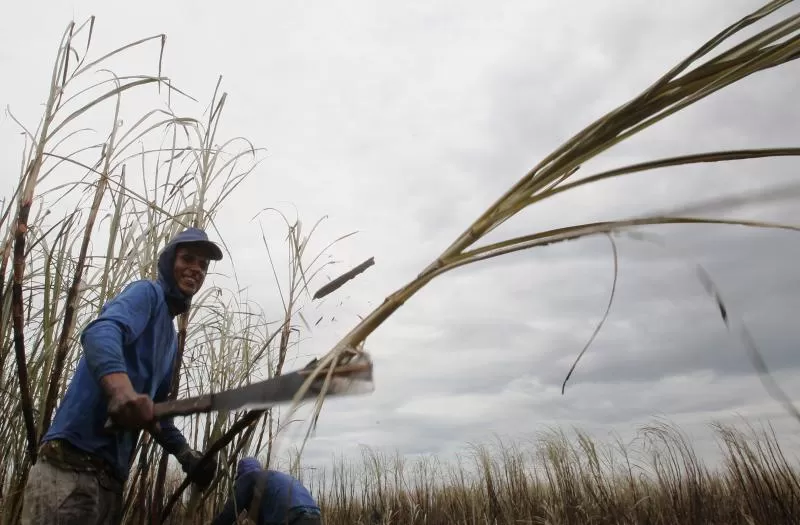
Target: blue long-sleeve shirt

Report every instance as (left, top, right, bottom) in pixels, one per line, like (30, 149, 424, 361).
(211, 470, 321, 525)
(43, 279, 188, 481)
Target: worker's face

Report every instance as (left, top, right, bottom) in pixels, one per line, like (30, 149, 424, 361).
(173, 245, 210, 296)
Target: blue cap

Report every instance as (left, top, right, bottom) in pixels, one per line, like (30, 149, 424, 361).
(170, 227, 223, 261)
(237, 457, 262, 479)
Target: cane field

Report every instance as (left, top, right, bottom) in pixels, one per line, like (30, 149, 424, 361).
(2, 2, 800, 524)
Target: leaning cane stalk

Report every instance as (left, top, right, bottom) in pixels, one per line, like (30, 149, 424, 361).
(282, 0, 800, 459)
(40, 85, 124, 437)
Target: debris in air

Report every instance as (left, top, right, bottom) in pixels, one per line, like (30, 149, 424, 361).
(313, 256, 375, 300)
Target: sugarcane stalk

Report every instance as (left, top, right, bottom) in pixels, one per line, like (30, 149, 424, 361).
(41, 109, 120, 436)
(9, 23, 76, 466)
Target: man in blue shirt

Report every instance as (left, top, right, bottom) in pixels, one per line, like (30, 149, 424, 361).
(211, 457, 323, 525)
(21, 227, 223, 525)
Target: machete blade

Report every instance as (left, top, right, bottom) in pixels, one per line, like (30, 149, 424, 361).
(104, 352, 374, 432)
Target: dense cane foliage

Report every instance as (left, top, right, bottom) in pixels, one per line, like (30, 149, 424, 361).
(0, 18, 349, 525)
(299, 420, 800, 525)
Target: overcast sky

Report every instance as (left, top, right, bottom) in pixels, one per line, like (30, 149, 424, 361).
(2, 0, 799, 477)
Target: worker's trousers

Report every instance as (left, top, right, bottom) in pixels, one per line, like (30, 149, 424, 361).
(21, 457, 123, 525)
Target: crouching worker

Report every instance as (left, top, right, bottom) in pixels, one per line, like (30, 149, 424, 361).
(211, 457, 323, 525)
(22, 227, 223, 525)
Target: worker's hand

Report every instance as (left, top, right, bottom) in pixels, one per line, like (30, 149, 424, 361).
(107, 391, 159, 431)
(177, 448, 218, 490)
(102, 373, 160, 432)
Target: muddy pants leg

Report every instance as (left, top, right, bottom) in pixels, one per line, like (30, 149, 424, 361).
(21, 458, 123, 525)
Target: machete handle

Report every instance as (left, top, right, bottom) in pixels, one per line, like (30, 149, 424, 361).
(103, 403, 161, 434)
(102, 399, 199, 434)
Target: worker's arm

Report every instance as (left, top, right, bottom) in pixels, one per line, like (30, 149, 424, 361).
(82, 281, 159, 429)
(150, 362, 189, 455)
(150, 359, 217, 490)
(211, 474, 256, 525)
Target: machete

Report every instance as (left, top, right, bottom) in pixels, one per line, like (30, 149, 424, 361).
(104, 351, 373, 432)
